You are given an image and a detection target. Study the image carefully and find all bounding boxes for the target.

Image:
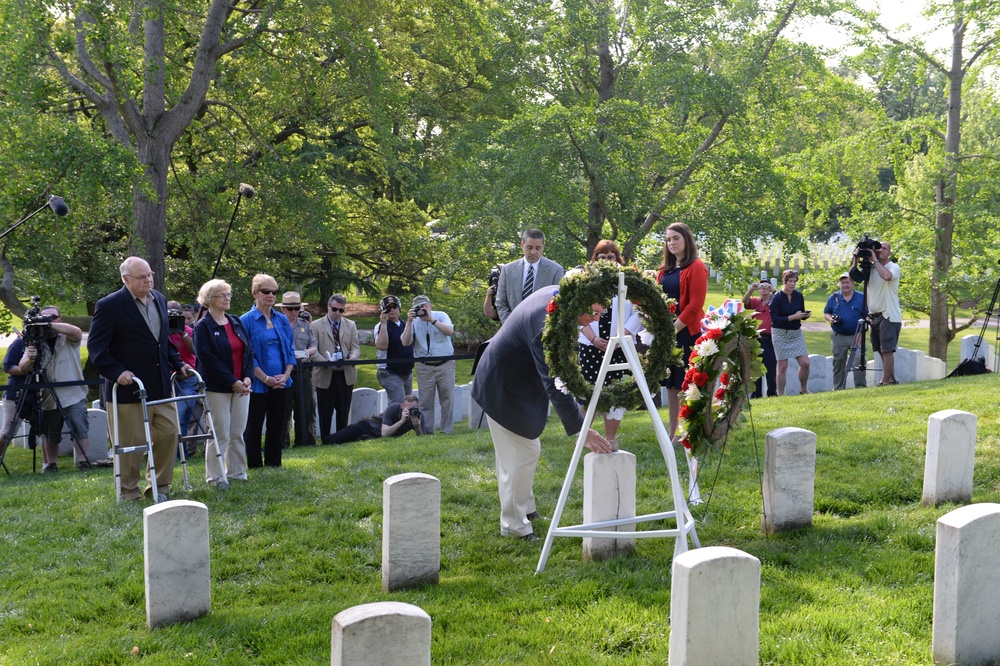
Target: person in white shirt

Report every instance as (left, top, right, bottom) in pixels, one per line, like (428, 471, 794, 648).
(402, 295, 456, 434)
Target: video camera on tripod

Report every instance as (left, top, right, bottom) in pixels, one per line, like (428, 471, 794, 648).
(22, 296, 55, 346)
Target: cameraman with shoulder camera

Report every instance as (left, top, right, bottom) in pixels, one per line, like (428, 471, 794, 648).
(402, 295, 455, 435)
(483, 265, 501, 321)
(850, 240, 901, 386)
(26, 306, 91, 472)
(823, 273, 867, 390)
(323, 394, 426, 445)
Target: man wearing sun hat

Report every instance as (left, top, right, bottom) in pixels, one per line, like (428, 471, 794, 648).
(823, 272, 867, 390)
(278, 291, 318, 447)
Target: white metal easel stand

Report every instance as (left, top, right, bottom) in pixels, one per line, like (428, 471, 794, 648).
(536, 272, 700, 573)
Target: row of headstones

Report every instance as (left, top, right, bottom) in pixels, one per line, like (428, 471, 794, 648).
(142, 410, 994, 663)
(8, 407, 109, 464)
(776, 347, 947, 397)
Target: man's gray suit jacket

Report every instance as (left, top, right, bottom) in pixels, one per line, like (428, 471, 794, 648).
(495, 256, 565, 323)
(471, 287, 583, 440)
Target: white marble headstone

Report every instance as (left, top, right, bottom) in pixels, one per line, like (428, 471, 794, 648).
(331, 601, 431, 666)
(762, 427, 816, 534)
(382, 473, 440, 592)
(143, 500, 210, 628)
(670, 546, 760, 665)
(582, 450, 636, 561)
(933, 503, 1000, 666)
(348, 387, 381, 426)
(923, 410, 976, 507)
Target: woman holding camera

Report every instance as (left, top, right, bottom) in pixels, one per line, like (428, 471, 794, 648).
(769, 269, 811, 396)
(742, 280, 778, 398)
(578, 240, 642, 447)
(656, 222, 708, 441)
(193, 279, 254, 485)
(241, 274, 296, 468)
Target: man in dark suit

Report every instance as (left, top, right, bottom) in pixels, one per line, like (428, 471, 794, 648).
(495, 229, 565, 323)
(88, 257, 192, 501)
(471, 286, 613, 540)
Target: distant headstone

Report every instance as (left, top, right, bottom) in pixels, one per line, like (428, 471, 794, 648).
(383, 473, 440, 592)
(806, 354, 832, 393)
(468, 396, 488, 430)
(923, 410, 976, 507)
(452, 384, 469, 425)
(933, 503, 1000, 666)
(144, 500, 210, 628)
(74, 408, 109, 466)
(669, 546, 760, 665)
(762, 427, 816, 534)
(582, 451, 636, 561)
(894, 347, 920, 383)
(331, 601, 431, 666)
(349, 387, 381, 426)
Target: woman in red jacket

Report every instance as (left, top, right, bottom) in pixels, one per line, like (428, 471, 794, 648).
(656, 222, 708, 440)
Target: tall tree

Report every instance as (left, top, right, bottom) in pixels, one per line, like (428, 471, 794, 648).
(855, 0, 1000, 359)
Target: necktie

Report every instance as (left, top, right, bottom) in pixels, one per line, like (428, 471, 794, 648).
(522, 264, 535, 301)
(332, 320, 340, 349)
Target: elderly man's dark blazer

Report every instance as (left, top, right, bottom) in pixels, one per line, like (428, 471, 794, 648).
(471, 287, 583, 440)
(88, 286, 184, 403)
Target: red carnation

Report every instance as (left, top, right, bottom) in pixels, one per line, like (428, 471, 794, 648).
(719, 372, 729, 385)
(694, 335, 707, 345)
(668, 303, 677, 313)
(706, 328, 723, 340)
(546, 300, 558, 314)
(679, 405, 692, 419)
(681, 439, 692, 450)
(715, 387, 725, 399)
(693, 371, 709, 387)
(681, 380, 689, 391)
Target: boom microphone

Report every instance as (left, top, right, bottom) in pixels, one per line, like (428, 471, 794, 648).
(47, 195, 68, 216)
(210, 183, 257, 280)
(0, 193, 70, 241)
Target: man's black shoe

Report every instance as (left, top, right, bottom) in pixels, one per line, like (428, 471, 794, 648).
(526, 511, 547, 521)
(519, 533, 540, 542)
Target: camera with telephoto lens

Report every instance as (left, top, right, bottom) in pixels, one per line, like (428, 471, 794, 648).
(854, 233, 881, 270)
(167, 308, 185, 335)
(487, 265, 501, 290)
(22, 296, 54, 345)
(413, 306, 427, 318)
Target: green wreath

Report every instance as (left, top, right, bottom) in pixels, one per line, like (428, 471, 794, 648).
(675, 310, 764, 460)
(542, 262, 680, 413)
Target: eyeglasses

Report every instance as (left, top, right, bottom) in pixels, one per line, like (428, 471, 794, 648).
(282, 306, 299, 310)
(125, 272, 154, 281)
(329, 307, 345, 313)
(258, 289, 278, 296)
(215, 293, 232, 300)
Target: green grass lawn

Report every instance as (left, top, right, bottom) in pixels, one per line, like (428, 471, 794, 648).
(2, 375, 1000, 663)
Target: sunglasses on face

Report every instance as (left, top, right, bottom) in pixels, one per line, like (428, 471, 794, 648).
(329, 307, 346, 313)
(258, 289, 278, 296)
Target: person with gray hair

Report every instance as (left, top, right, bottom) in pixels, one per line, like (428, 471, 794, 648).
(495, 229, 565, 323)
(193, 279, 253, 485)
(88, 256, 192, 500)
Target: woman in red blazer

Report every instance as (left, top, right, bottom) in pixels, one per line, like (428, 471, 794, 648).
(655, 222, 708, 440)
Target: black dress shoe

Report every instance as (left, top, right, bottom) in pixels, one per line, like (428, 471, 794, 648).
(519, 533, 540, 542)
(526, 511, 546, 521)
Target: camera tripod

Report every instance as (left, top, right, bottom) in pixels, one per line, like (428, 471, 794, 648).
(0, 345, 91, 476)
(844, 264, 873, 387)
(949, 266, 1000, 377)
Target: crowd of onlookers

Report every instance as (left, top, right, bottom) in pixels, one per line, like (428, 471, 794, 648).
(0, 230, 900, 508)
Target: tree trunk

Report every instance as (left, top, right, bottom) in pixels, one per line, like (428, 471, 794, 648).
(928, 15, 966, 361)
(133, 138, 171, 292)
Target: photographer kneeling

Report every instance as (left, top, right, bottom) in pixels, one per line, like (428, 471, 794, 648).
(322, 394, 427, 445)
(16, 307, 91, 472)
